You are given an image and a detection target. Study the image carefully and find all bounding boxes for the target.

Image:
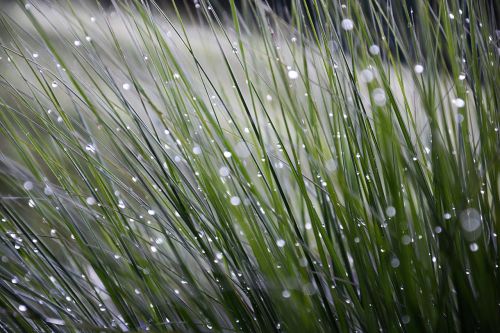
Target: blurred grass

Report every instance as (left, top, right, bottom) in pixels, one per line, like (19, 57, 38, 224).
(0, 0, 499, 332)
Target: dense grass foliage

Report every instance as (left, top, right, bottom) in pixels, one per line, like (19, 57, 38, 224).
(0, 0, 498, 332)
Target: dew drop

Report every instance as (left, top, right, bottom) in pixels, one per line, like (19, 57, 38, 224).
(18, 305, 27, 312)
(372, 88, 387, 106)
(469, 243, 479, 252)
(150, 246, 158, 253)
(414, 64, 424, 74)
(51, 81, 58, 88)
(23, 181, 33, 191)
(287, 70, 299, 80)
(148, 209, 155, 216)
(122, 83, 131, 90)
(385, 206, 396, 217)
(369, 44, 380, 55)
(452, 98, 465, 108)
(282, 289, 291, 298)
(459, 208, 481, 232)
(86, 197, 96, 205)
(390, 257, 400, 268)
(230, 196, 241, 206)
(74, 40, 81, 46)
(192, 146, 202, 155)
(341, 19, 354, 31)
(401, 235, 411, 245)
(218, 166, 230, 177)
(359, 68, 374, 83)
(44, 185, 54, 196)
(85, 144, 96, 153)
(276, 239, 285, 247)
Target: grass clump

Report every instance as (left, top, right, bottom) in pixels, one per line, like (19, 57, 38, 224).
(0, 0, 498, 332)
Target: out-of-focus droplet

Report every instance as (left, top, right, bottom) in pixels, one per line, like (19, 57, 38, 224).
(372, 88, 387, 106)
(341, 19, 354, 31)
(369, 44, 380, 55)
(288, 70, 299, 80)
(414, 64, 424, 74)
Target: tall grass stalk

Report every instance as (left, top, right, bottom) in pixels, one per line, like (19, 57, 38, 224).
(0, 0, 498, 331)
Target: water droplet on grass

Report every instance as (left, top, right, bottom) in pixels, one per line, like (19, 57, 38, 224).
(469, 243, 479, 252)
(85, 144, 96, 153)
(74, 40, 81, 46)
(122, 83, 131, 90)
(385, 206, 396, 217)
(23, 181, 33, 191)
(287, 70, 299, 80)
(276, 239, 285, 247)
(230, 196, 241, 206)
(148, 209, 155, 216)
(192, 146, 202, 155)
(44, 185, 53, 195)
(460, 208, 481, 232)
(401, 235, 411, 245)
(414, 64, 424, 74)
(452, 98, 465, 108)
(282, 289, 291, 298)
(369, 44, 380, 55)
(51, 81, 58, 88)
(219, 166, 230, 177)
(390, 257, 400, 268)
(341, 19, 354, 31)
(18, 305, 27, 312)
(86, 197, 96, 205)
(372, 88, 387, 106)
